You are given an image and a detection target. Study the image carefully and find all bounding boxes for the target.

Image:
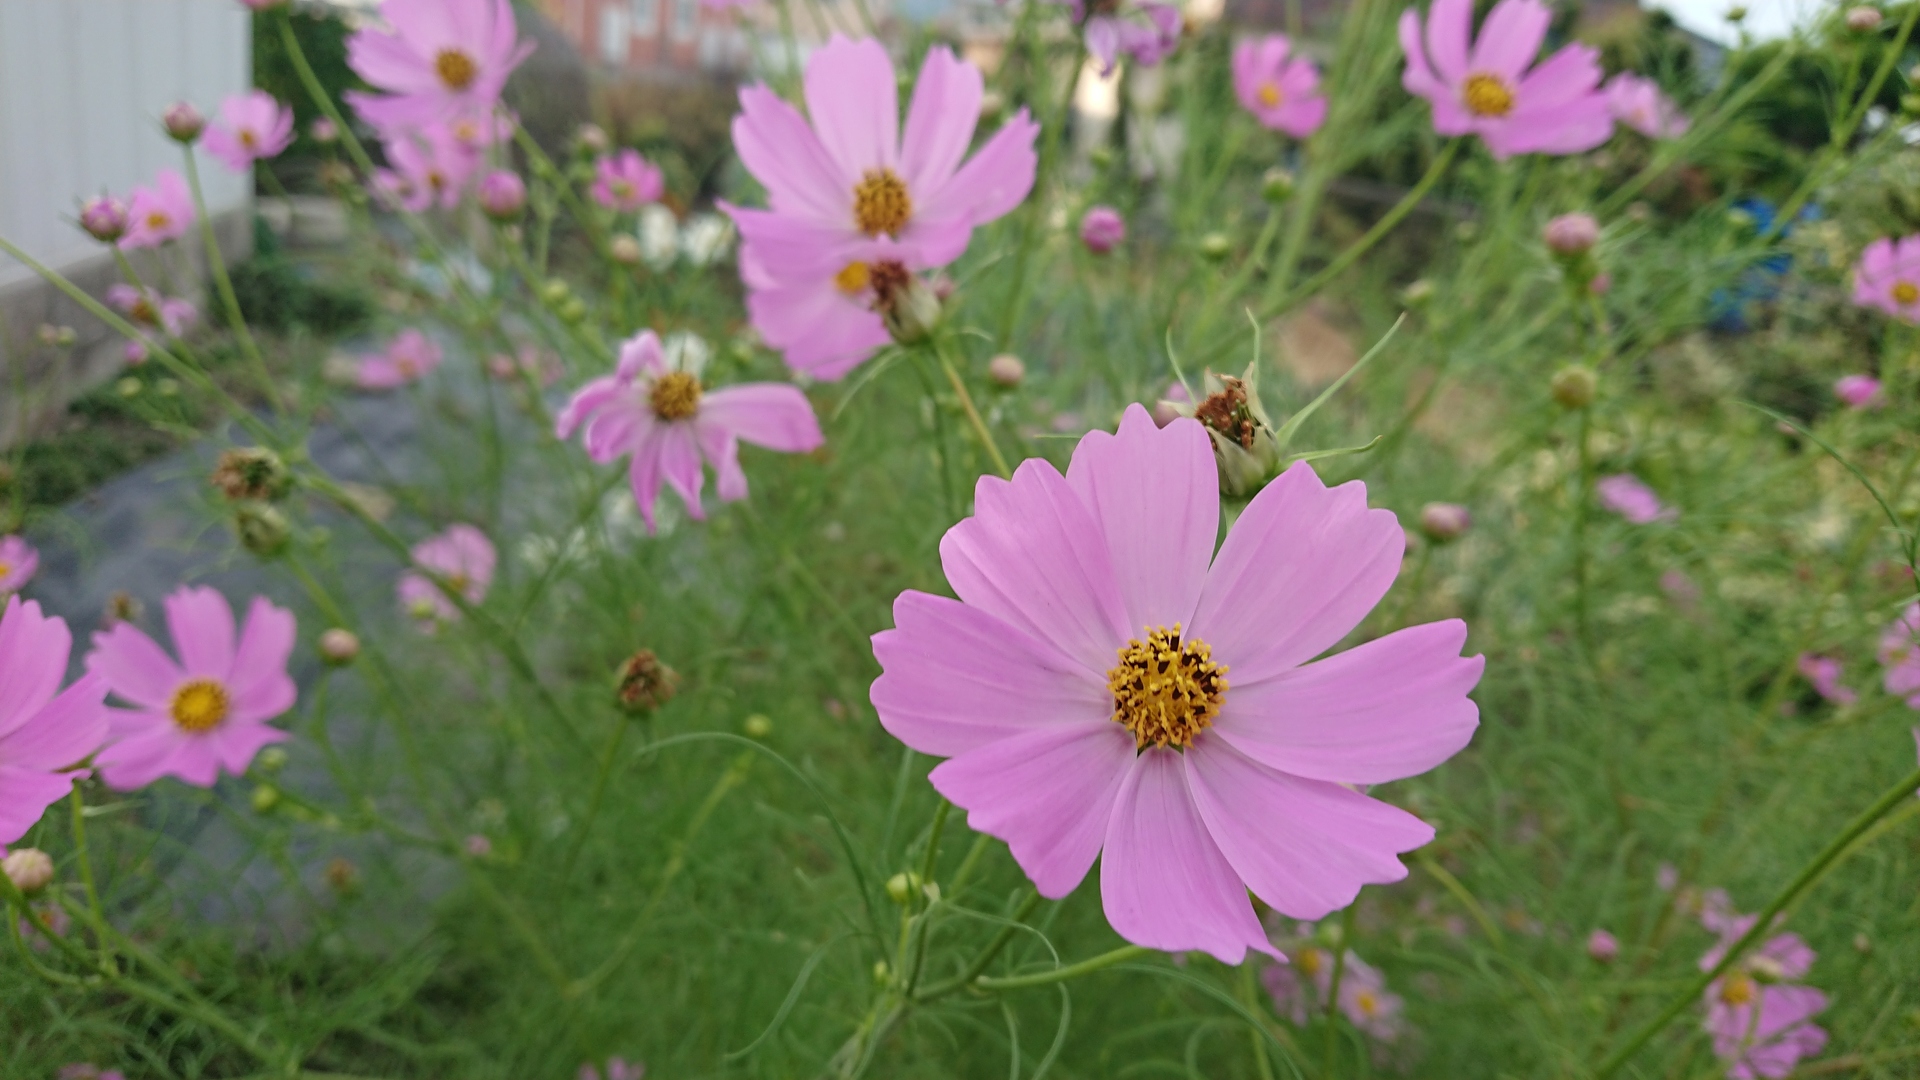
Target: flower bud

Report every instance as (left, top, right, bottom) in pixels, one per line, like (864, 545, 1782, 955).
(559, 296, 589, 323)
(1846, 5, 1883, 30)
(1903, 93, 1920, 115)
(1260, 167, 1295, 203)
(324, 857, 360, 894)
(163, 102, 206, 143)
(1198, 231, 1232, 261)
(609, 235, 643, 265)
(257, 746, 289, 774)
(885, 871, 923, 904)
(987, 353, 1025, 388)
(1748, 955, 1786, 983)
(1588, 272, 1613, 297)
(79, 196, 129, 243)
(540, 280, 571, 305)
(1587, 928, 1619, 963)
(744, 714, 773, 739)
(319, 628, 361, 666)
(3, 848, 54, 894)
(251, 785, 281, 814)
(1401, 279, 1435, 307)
(477, 170, 527, 221)
(576, 123, 610, 154)
(1543, 213, 1599, 257)
(869, 262, 943, 345)
(1177, 366, 1281, 496)
(1079, 206, 1126, 254)
(232, 501, 291, 558)
(1854, 932, 1872, 954)
(614, 649, 680, 715)
(310, 116, 339, 143)
(1550, 364, 1599, 410)
(978, 89, 1006, 125)
(464, 834, 493, 857)
(1418, 502, 1472, 542)
(211, 447, 292, 502)
(1725, 4, 1747, 21)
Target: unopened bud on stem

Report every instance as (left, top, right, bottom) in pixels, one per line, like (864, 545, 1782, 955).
(2, 849, 54, 894)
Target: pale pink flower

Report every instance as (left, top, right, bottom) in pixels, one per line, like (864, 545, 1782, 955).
(1834, 374, 1883, 409)
(398, 524, 496, 625)
(373, 125, 480, 212)
(1605, 73, 1689, 139)
(122, 169, 196, 249)
(556, 330, 824, 530)
(870, 405, 1484, 962)
(1796, 654, 1857, 705)
(310, 116, 341, 143)
(0, 536, 38, 595)
(356, 329, 443, 389)
(591, 150, 665, 212)
(1080, 206, 1126, 254)
(345, 0, 534, 130)
(1588, 928, 1619, 962)
(1854, 236, 1920, 323)
(1596, 474, 1674, 524)
(78, 196, 130, 244)
(1260, 941, 1406, 1040)
(1077, 0, 1183, 73)
(737, 241, 920, 381)
(1878, 603, 1920, 707)
(1706, 982, 1828, 1080)
(107, 285, 198, 338)
(1399, 0, 1613, 159)
(477, 170, 527, 220)
(87, 587, 295, 790)
(1544, 212, 1599, 255)
(0, 597, 110, 844)
(201, 90, 295, 172)
(577, 1058, 644, 1080)
(1233, 35, 1328, 138)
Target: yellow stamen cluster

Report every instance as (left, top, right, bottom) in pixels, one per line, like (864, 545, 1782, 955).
(239, 129, 258, 149)
(0, 562, 11, 579)
(650, 371, 702, 421)
(852, 168, 912, 237)
(1257, 82, 1283, 108)
(834, 261, 871, 295)
(170, 678, 231, 733)
(1894, 280, 1919, 305)
(1719, 974, 1756, 1006)
(1106, 624, 1228, 750)
(1462, 73, 1515, 117)
(435, 48, 479, 91)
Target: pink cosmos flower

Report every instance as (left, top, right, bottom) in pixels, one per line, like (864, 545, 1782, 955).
(1854, 236, 1920, 322)
(1834, 374, 1883, 409)
(1605, 72, 1689, 139)
(0, 536, 38, 595)
(86, 587, 295, 790)
(591, 150, 665, 212)
(398, 524, 495, 625)
(1233, 35, 1329, 138)
(1596, 474, 1674, 524)
(0, 597, 110, 844)
(122, 169, 196, 249)
(78, 196, 130, 244)
(1795, 654, 1857, 705)
(1878, 603, 1920, 707)
(477, 169, 527, 220)
(1587, 928, 1619, 962)
(1399, 0, 1613, 159)
(107, 285, 198, 338)
(737, 241, 924, 381)
(345, 0, 535, 130)
(869, 405, 1484, 962)
(556, 330, 825, 530)
(356, 329, 444, 389)
(1080, 206, 1126, 254)
(577, 1058, 644, 1080)
(374, 125, 480, 212)
(201, 90, 296, 173)
(1706, 983, 1828, 1080)
(1077, 0, 1183, 74)
(1262, 940, 1406, 1039)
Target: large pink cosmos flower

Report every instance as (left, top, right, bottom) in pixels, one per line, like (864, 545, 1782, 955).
(398, 524, 495, 625)
(122, 170, 196, 249)
(345, 0, 534, 130)
(1233, 35, 1329, 138)
(0, 597, 110, 844)
(201, 90, 296, 173)
(86, 587, 295, 790)
(107, 286, 198, 339)
(1400, 0, 1613, 159)
(356, 329, 444, 389)
(1854, 236, 1920, 323)
(1605, 72, 1689, 139)
(0, 536, 39, 596)
(556, 330, 824, 530)
(869, 406, 1484, 962)
(591, 150, 665, 212)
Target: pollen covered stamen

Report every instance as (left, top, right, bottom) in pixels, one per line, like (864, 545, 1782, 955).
(1462, 73, 1515, 117)
(1257, 82, 1283, 107)
(435, 48, 479, 91)
(650, 370, 702, 421)
(852, 168, 912, 237)
(1720, 974, 1756, 1006)
(170, 678, 231, 733)
(834, 261, 871, 295)
(1107, 624, 1228, 750)
(1895, 280, 1919, 305)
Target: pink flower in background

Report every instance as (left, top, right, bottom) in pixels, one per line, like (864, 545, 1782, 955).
(477, 170, 527, 220)
(591, 150, 665, 212)
(1400, 0, 1613, 159)
(1795, 654, 1857, 705)
(1877, 603, 1920, 707)
(0, 536, 39, 595)
(0, 597, 110, 844)
(374, 125, 480, 212)
(201, 90, 295, 172)
(1706, 982, 1828, 1080)
(398, 524, 496, 624)
(1605, 73, 1689, 138)
(1261, 943, 1406, 1039)
(1587, 928, 1619, 962)
(870, 405, 1483, 962)
(356, 329, 444, 389)
(78, 196, 130, 244)
(577, 1058, 644, 1080)
(122, 170, 196, 249)
(1078, 0, 1183, 73)
(556, 330, 824, 530)
(1233, 35, 1328, 138)
(310, 116, 340, 143)
(1596, 474, 1674, 524)
(1080, 206, 1126, 254)
(1834, 374, 1883, 409)
(345, 0, 534, 130)
(1151, 381, 1191, 428)
(737, 240, 920, 381)
(1854, 236, 1920, 323)
(107, 286, 198, 338)
(87, 587, 295, 790)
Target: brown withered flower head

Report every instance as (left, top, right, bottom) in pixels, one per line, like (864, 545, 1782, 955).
(614, 650, 681, 715)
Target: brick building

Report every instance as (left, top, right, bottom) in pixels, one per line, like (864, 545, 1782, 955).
(535, 0, 752, 74)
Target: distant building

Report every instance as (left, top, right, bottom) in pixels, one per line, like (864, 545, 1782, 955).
(535, 0, 753, 75)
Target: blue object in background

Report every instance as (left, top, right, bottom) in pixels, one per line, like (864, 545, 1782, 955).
(1708, 198, 1821, 332)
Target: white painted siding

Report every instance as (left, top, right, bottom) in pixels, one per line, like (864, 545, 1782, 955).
(0, 0, 251, 291)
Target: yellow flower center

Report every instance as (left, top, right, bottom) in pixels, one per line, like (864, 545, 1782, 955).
(1720, 974, 1756, 1006)
(1355, 990, 1379, 1017)
(130, 298, 157, 325)
(239, 129, 258, 149)
(0, 562, 12, 579)
(1894, 280, 1919, 305)
(170, 678, 231, 733)
(1106, 624, 1228, 750)
(147, 211, 170, 230)
(445, 571, 470, 593)
(834, 261, 871, 295)
(852, 168, 912, 237)
(611, 179, 633, 199)
(650, 371, 702, 421)
(1295, 948, 1325, 977)
(435, 49, 479, 91)
(1257, 82, 1283, 108)
(1463, 73, 1516, 117)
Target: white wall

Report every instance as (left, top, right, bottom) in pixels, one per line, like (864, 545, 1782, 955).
(0, 0, 251, 291)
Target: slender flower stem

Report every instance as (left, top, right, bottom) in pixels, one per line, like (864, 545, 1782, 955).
(67, 784, 109, 964)
(181, 148, 281, 411)
(913, 890, 1041, 1002)
(1573, 406, 1593, 647)
(560, 718, 633, 884)
(1593, 766, 1920, 1079)
(974, 944, 1153, 991)
(935, 343, 1013, 480)
(1272, 139, 1460, 316)
(1239, 962, 1278, 1080)
(994, 35, 1088, 350)
(1321, 903, 1356, 1074)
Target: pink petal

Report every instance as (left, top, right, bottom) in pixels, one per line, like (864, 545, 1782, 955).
(732, 85, 852, 223)
(1426, 0, 1473, 85)
(627, 426, 670, 532)
(802, 35, 899, 185)
(1399, 9, 1451, 103)
(697, 425, 747, 502)
(929, 721, 1134, 898)
(211, 722, 289, 777)
(656, 423, 706, 520)
(0, 765, 74, 845)
(900, 46, 983, 201)
(743, 278, 891, 380)
(165, 586, 236, 680)
(0, 673, 109, 771)
(227, 598, 296, 723)
(0, 597, 67, 734)
(556, 374, 624, 439)
(1512, 42, 1603, 109)
(700, 384, 824, 453)
(1468, 0, 1550, 83)
(1492, 93, 1613, 156)
(870, 590, 1110, 757)
(1065, 406, 1216, 634)
(911, 109, 1039, 249)
(1214, 619, 1482, 784)
(1188, 462, 1402, 684)
(86, 623, 185, 710)
(1101, 748, 1278, 963)
(347, 31, 444, 96)
(96, 720, 200, 790)
(1186, 734, 1434, 920)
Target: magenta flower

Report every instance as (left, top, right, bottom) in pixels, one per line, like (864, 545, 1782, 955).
(1878, 603, 1920, 708)
(1796, 654, 1857, 705)
(1080, 206, 1126, 254)
(1706, 982, 1828, 1080)
(86, 587, 295, 790)
(201, 90, 295, 173)
(477, 170, 527, 220)
(556, 330, 824, 530)
(1596, 474, 1674, 524)
(398, 524, 495, 625)
(0, 597, 110, 844)
(356, 329, 444, 389)
(591, 150, 665, 212)
(1078, 0, 1183, 73)
(1587, 928, 1619, 962)
(1399, 0, 1612, 159)
(122, 169, 196, 249)
(870, 406, 1483, 962)
(107, 285, 198, 338)
(1605, 73, 1689, 139)
(78, 196, 130, 244)
(1544, 212, 1599, 256)
(577, 1058, 644, 1080)
(0, 536, 39, 595)
(1854, 237, 1920, 322)
(1834, 374, 1883, 409)
(345, 0, 534, 130)
(311, 116, 341, 143)
(1233, 35, 1328, 137)
(737, 241, 925, 381)
(374, 125, 480, 212)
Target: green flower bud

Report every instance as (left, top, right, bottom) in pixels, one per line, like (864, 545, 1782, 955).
(233, 502, 291, 558)
(1551, 365, 1599, 410)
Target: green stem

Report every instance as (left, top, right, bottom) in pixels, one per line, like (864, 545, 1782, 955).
(1240, 962, 1278, 1080)
(1321, 904, 1356, 1073)
(935, 343, 1013, 480)
(561, 718, 632, 884)
(182, 148, 281, 411)
(913, 890, 1042, 1002)
(1273, 140, 1459, 316)
(67, 783, 108, 963)
(995, 34, 1089, 350)
(975, 944, 1153, 992)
